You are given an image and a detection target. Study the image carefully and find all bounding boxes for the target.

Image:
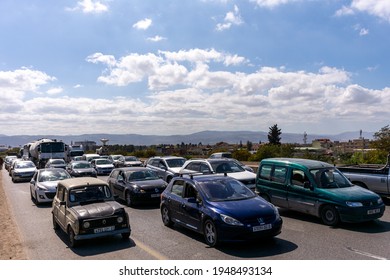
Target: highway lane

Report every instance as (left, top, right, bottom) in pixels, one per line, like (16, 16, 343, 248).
(1, 169, 390, 260)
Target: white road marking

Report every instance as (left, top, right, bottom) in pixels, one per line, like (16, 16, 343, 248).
(346, 247, 387, 260)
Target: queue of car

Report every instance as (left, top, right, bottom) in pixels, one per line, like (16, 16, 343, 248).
(2, 153, 387, 249)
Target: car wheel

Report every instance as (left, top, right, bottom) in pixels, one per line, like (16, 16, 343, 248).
(321, 205, 340, 226)
(260, 193, 271, 202)
(52, 214, 59, 230)
(30, 187, 35, 201)
(68, 227, 78, 248)
(203, 219, 218, 247)
(161, 206, 173, 227)
(121, 232, 130, 239)
(125, 191, 133, 207)
(34, 190, 41, 205)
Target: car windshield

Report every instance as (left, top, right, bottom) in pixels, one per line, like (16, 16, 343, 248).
(73, 162, 92, 169)
(38, 170, 70, 182)
(210, 161, 245, 173)
(16, 161, 35, 168)
(96, 159, 111, 165)
(166, 158, 186, 168)
(50, 160, 65, 164)
(200, 179, 255, 202)
(127, 170, 159, 181)
(69, 185, 112, 204)
(310, 168, 352, 189)
(125, 156, 138, 161)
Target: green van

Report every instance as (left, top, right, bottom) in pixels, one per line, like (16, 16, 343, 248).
(256, 158, 385, 226)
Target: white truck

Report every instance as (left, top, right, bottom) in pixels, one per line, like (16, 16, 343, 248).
(27, 139, 68, 168)
(338, 161, 390, 197)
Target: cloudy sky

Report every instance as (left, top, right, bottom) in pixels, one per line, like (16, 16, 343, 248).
(1, 0, 389, 137)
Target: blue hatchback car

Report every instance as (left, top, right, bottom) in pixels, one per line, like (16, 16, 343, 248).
(160, 174, 282, 247)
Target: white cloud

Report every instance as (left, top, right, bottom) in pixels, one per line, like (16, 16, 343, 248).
(216, 5, 243, 31)
(250, 0, 299, 9)
(46, 87, 64, 95)
(147, 35, 166, 42)
(1, 53, 390, 136)
(133, 18, 153, 30)
(336, 0, 390, 22)
(66, 0, 109, 14)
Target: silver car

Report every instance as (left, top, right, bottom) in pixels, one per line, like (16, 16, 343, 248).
(30, 168, 72, 204)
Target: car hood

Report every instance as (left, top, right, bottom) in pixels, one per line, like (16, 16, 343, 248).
(168, 167, 182, 173)
(130, 179, 166, 189)
(208, 197, 275, 220)
(37, 181, 60, 190)
(15, 167, 36, 173)
(319, 185, 380, 201)
(73, 168, 96, 173)
(72, 201, 123, 218)
(224, 170, 256, 180)
(95, 164, 114, 168)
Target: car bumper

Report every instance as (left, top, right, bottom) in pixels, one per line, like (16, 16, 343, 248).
(75, 227, 131, 241)
(216, 218, 283, 242)
(36, 190, 56, 203)
(132, 192, 162, 203)
(338, 204, 385, 223)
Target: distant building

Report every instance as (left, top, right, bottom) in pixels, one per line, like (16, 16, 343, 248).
(73, 141, 96, 152)
(333, 138, 371, 154)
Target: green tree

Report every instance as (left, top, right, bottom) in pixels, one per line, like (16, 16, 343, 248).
(268, 124, 281, 145)
(371, 125, 390, 152)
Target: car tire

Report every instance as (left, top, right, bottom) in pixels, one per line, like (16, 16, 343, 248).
(161, 206, 174, 227)
(34, 190, 40, 205)
(68, 227, 78, 248)
(260, 193, 271, 202)
(52, 214, 59, 230)
(203, 219, 218, 247)
(321, 205, 340, 226)
(125, 191, 133, 207)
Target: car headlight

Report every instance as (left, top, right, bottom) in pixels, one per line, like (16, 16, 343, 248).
(83, 221, 90, 229)
(377, 198, 383, 204)
(220, 214, 244, 226)
(272, 205, 280, 219)
(346, 201, 363, 207)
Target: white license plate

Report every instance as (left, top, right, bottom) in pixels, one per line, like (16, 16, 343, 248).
(253, 224, 272, 232)
(367, 208, 380, 215)
(94, 226, 115, 234)
(151, 194, 160, 198)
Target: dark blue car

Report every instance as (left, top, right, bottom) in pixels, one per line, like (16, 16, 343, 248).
(160, 174, 282, 247)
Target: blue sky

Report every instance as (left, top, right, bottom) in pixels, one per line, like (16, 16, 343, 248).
(1, 0, 389, 137)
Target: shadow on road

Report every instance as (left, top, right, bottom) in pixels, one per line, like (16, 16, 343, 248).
(54, 229, 135, 257)
(278, 208, 390, 234)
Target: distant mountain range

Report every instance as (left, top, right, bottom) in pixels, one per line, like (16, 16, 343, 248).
(0, 130, 374, 148)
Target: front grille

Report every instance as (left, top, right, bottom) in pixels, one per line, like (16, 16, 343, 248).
(242, 215, 275, 225)
(45, 192, 56, 199)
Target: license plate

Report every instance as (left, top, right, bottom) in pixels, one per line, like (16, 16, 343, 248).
(253, 224, 272, 232)
(94, 226, 115, 234)
(151, 194, 160, 198)
(367, 208, 380, 215)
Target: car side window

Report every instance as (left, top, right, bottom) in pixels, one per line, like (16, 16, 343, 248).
(183, 183, 197, 199)
(158, 160, 166, 169)
(187, 162, 200, 171)
(259, 164, 272, 180)
(200, 163, 211, 173)
(171, 180, 185, 197)
(57, 185, 65, 201)
(272, 166, 287, 183)
(291, 169, 306, 187)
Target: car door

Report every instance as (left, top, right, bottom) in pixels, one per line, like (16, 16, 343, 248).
(180, 183, 202, 232)
(167, 179, 186, 224)
(257, 164, 288, 208)
(287, 168, 318, 215)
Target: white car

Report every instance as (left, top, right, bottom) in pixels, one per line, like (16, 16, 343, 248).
(10, 160, 37, 183)
(180, 158, 256, 191)
(91, 158, 115, 175)
(30, 168, 72, 204)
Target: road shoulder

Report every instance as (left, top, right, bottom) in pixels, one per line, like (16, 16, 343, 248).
(0, 170, 27, 260)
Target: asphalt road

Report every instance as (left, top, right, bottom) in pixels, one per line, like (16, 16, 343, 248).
(1, 169, 390, 260)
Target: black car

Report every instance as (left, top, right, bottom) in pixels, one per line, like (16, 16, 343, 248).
(160, 174, 282, 247)
(107, 167, 168, 207)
